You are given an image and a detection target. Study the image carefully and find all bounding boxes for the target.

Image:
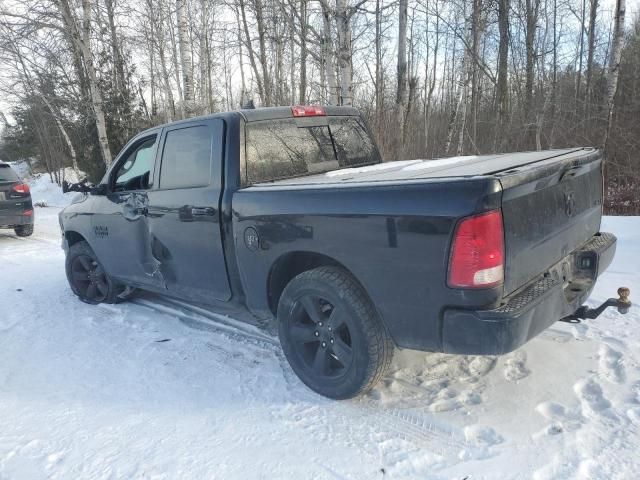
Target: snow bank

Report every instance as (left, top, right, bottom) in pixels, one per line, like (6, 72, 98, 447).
(6, 160, 32, 178)
(27, 169, 84, 208)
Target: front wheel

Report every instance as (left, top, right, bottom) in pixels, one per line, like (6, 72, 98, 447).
(65, 241, 125, 304)
(277, 266, 394, 399)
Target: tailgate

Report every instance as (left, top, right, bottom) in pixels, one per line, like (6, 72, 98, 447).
(498, 148, 603, 295)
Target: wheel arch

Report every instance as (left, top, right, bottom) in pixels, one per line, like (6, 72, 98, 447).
(64, 230, 88, 248)
(267, 251, 367, 315)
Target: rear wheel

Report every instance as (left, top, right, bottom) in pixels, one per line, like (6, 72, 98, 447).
(65, 241, 124, 304)
(277, 266, 394, 399)
(14, 224, 33, 237)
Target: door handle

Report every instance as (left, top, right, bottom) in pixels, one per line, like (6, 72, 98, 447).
(191, 207, 215, 216)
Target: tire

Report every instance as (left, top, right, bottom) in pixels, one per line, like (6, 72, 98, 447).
(277, 266, 394, 399)
(65, 241, 125, 304)
(14, 224, 33, 237)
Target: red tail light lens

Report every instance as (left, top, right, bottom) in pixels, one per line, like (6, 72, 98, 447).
(448, 209, 505, 288)
(23, 209, 33, 216)
(13, 183, 30, 194)
(291, 105, 326, 117)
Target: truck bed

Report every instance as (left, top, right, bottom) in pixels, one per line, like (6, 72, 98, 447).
(250, 146, 604, 299)
(255, 148, 593, 186)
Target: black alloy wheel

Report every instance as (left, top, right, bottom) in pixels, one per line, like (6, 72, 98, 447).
(65, 240, 125, 304)
(70, 254, 110, 303)
(288, 293, 354, 378)
(278, 266, 394, 399)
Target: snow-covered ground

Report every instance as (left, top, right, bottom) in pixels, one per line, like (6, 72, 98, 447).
(1, 193, 639, 478)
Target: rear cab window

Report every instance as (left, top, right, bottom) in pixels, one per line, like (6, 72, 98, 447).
(244, 116, 381, 185)
(0, 164, 20, 183)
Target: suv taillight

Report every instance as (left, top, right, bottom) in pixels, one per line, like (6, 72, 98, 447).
(12, 183, 30, 194)
(448, 209, 504, 288)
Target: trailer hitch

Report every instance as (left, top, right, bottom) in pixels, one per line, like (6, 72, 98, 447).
(560, 287, 631, 323)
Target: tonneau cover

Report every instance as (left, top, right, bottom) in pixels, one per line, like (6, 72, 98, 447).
(255, 148, 592, 186)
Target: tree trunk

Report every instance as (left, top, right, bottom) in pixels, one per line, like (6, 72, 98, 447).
(176, 0, 193, 114)
(496, 0, 510, 151)
(254, 0, 272, 106)
(603, 0, 626, 150)
(320, 1, 339, 105)
(585, 0, 599, 119)
(375, 0, 384, 141)
(148, 0, 175, 120)
(80, 0, 112, 166)
(524, 0, 538, 119)
(396, 0, 408, 158)
(298, 0, 308, 104)
(423, 5, 439, 157)
(239, 0, 266, 105)
(470, 0, 483, 150)
(336, 0, 353, 106)
(576, 0, 586, 101)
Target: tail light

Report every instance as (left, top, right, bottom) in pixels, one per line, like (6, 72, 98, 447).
(291, 105, 326, 117)
(448, 209, 505, 288)
(23, 209, 33, 216)
(12, 183, 30, 194)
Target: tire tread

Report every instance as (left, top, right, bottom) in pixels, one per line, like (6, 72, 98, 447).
(282, 266, 394, 398)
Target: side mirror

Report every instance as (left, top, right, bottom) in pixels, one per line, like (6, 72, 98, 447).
(90, 184, 108, 196)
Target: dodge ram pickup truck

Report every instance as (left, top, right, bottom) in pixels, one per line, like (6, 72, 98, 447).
(59, 105, 629, 399)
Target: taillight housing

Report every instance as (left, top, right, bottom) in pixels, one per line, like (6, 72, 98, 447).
(12, 183, 30, 194)
(291, 105, 326, 117)
(448, 209, 505, 288)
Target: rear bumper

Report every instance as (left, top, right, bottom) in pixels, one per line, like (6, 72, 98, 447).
(441, 232, 616, 355)
(0, 197, 34, 228)
(0, 211, 34, 228)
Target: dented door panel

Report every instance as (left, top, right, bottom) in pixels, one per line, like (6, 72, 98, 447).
(146, 118, 231, 303)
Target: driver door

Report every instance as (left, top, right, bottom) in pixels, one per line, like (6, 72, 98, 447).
(89, 130, 161, 286)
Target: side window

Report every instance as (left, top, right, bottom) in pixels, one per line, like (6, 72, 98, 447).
(159, 125, 212, 189)
(113, 136, 157, 192)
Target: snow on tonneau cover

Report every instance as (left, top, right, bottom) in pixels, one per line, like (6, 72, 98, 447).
(261, 147, 604, 297)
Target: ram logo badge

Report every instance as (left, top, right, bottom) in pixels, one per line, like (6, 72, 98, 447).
(564, 191, 576, 217)
(94, 225, 109, 239)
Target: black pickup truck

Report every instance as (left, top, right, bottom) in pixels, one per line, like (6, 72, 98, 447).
(59, 105, 626, 399)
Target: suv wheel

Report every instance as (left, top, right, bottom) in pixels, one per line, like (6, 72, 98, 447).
(65, 241, 124, 304)
(277, 266, 394, 399)
(14, 224, 33, 237)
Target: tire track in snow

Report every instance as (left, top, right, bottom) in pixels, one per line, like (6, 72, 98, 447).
(130, 295, 477, 462)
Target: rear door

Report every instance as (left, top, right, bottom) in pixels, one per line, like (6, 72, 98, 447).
(146, 118, 231, 303)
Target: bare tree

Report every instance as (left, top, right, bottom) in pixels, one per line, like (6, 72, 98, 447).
(56, 0, 113, 166)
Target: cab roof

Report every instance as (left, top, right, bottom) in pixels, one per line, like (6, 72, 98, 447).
(137, 106, 361, 136)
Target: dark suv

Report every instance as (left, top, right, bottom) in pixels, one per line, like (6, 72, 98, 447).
(0, 161, 33, 237)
